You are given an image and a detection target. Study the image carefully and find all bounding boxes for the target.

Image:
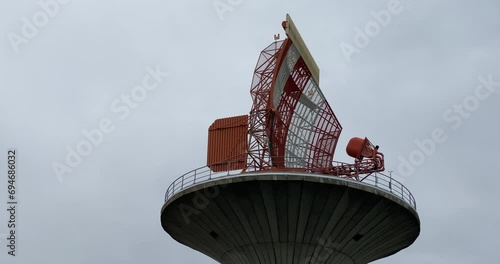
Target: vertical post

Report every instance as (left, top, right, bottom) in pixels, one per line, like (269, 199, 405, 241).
(388, 170, 393, 192)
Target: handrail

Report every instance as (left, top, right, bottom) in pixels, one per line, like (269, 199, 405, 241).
(164, 159, 417, 210)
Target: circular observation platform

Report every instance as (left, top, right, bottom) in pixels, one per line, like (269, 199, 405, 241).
(161, 169, 420, 264)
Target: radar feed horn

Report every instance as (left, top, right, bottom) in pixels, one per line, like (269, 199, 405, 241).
(346, 137, 379, 160)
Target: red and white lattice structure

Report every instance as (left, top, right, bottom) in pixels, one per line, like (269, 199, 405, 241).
(208, 14, 384, 180)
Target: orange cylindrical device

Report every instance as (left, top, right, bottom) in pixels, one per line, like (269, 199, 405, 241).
(346, 137, 377, 160)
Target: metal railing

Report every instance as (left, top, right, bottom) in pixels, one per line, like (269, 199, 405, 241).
(164, 162, 246, 202)
(164, 160, 417, 210)
(359, 172, 417, 210)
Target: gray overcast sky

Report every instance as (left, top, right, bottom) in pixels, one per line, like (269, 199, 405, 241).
(1, 0, 500, 263)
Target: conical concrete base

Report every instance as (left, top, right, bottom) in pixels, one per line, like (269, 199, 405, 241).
(161, 172, 420, 264)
